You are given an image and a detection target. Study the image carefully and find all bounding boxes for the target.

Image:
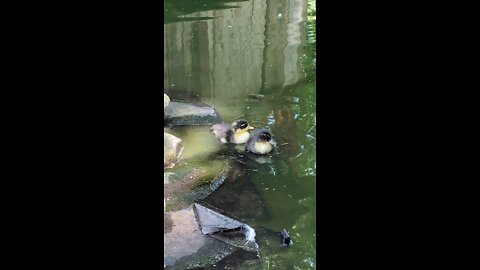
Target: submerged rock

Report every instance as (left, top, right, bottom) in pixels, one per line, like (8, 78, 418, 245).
(201, 162, 270, 220)
(164, 132, 183, 169)
(164, 101, 222, 127)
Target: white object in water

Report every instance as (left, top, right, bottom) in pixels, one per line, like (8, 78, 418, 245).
(164, 172, 176, 184)
(242, 224, 256, 245)
(164, 93, 170, 113)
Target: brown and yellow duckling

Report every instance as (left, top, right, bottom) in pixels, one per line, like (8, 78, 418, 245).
(245, 129, 276, 155)
(211, 119, 255, 144)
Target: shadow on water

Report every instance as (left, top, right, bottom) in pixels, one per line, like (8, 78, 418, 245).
(164, 0, 247, 24)
(164, 0, 315, 106)
(201, 160, 271, 220)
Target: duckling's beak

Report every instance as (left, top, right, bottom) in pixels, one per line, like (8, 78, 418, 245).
(247, 125, 254, 130)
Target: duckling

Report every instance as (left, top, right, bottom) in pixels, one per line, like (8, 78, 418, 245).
(245, 129, 276, 155)
(211, 119, 254, 144)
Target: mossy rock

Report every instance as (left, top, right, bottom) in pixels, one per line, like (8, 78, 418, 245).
(164, 157, 231, 211)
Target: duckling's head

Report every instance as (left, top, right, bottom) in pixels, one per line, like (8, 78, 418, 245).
(255, 130, 272, 142)
(246, 129, 276, 154)
(230, 119, 254, 144)
(232, 119, 254, 132)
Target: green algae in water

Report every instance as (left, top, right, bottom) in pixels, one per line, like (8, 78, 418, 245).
(166, 126, 225, 160)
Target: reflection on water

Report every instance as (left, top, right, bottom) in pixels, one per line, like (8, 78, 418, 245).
(165, 0, 316, 269)
(164, 0, 248, 24)
(164, 0, 310, 101)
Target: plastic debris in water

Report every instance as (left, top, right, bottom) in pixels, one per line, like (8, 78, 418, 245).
(280, 229, 293, 247)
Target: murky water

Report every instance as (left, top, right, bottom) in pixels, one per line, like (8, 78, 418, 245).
(165, 0, 316, 269)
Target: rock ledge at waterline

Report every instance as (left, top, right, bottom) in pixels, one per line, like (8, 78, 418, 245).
(164, 101, 222, 127)
(163, 93, 261, 269)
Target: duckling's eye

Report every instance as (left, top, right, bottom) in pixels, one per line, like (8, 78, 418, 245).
(240, 123, 247, 129)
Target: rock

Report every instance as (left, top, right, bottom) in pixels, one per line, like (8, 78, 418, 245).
(164, 93, 170, 113)
(193, 203, 259, 251)
(163, 88, 202, 103)
(163, 126, 232, 212)
(164, 133, 183, 169)
(164, 206, 211, 267)
(164, 204, 262, 269)
(164, 157, 231, 211)
(164, 101, 222, 127)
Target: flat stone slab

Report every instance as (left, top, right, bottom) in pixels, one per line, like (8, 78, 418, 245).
(164, 101, 222, 127)
(164, 204, 262, 269)
(164, 206, 211, 266)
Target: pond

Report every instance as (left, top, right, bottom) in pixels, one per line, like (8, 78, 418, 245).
(164, 0, 316, 269)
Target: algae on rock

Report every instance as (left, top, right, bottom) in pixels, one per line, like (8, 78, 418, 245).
(164, 157, 231, 211)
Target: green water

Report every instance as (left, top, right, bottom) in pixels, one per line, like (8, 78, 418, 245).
(165, 0, 316, 269)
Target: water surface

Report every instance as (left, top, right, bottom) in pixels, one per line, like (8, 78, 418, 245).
(165, 0, 316, 269)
